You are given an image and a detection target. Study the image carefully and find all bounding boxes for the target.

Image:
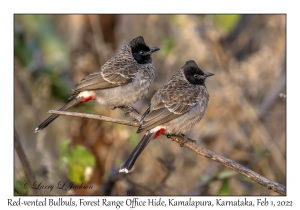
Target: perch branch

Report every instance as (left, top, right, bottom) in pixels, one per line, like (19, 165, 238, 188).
(14, 128, 43, 196)
(168, 134, 286, 195)
(47, 109, 286, 195)
(48, 110, 139, 127)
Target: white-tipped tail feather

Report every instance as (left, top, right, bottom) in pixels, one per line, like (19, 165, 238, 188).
(119, 168, 129, 173)
(34, 97, 84, 133)
(119, 132, 156, 173)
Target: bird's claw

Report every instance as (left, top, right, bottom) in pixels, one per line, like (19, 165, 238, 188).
(124, 110, 131, 117)
(121, 106, 139, 116)
(179, 134, 196, 147)
(166, 134, 175, 141)
(128, 106, 139, 114)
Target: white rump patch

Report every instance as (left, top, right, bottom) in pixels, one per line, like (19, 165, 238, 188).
(78, 91, 95, 98)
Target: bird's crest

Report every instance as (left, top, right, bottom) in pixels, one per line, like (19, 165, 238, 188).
(129, 36, 150, 53)
(182, 60, 204, 76)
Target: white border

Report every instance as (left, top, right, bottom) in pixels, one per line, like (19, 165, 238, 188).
(2, 0, 299, 209)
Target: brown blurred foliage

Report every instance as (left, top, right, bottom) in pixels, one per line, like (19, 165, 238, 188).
(14, 14, 286, 196)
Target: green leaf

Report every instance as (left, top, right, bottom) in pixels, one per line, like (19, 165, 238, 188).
(14, 179, 28, 196)
(58, 140, 95, 183)
(60, 140, 69, 151)
(217, 170, 237, 179)
(199, 175, 211, 183)
(242, 175, 255, 184)
(217, 178, 230, 195)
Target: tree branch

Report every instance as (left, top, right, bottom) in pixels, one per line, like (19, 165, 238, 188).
(168, 134, 286, 195)
(48, 110, 139, 127)
(48, 109, 286, 195)
(14, 127, 43, 196)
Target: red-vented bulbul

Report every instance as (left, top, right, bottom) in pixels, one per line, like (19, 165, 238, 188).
(35, 36, 159, 132)
(119, 60, 214, 173)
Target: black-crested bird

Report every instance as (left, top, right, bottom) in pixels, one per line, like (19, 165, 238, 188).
(35, 36, 159, 133)
(119, 60, 214, 173)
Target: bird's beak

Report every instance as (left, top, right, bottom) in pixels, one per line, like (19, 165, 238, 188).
(147, 47, 160, 55)
(204, 72, 214, 78)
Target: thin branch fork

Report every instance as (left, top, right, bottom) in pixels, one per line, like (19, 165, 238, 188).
(48, 109, 286, 195)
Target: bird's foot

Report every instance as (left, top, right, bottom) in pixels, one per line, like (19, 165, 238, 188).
(179, 133, 196, 147)
(129, 106, 139, 114)
(166, 134, 174, 141)
(118, 106, 139, 116)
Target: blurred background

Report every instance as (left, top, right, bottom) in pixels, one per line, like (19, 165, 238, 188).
(14, 14, 286, 196)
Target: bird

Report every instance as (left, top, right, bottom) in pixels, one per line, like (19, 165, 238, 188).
(119, 60, 214, 173)
(35, 36, 160, 133)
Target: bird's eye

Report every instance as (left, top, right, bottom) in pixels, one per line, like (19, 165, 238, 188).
(193, 74, 198, 78)
(139, 51, 144, 55)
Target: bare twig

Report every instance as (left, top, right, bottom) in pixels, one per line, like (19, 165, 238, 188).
(88, 15, 110, 64)
(14, 128, 43, 196)
(257, 65, 286, 119)
(101, 168, 122, 195)
(188, 164, 222, 195)
(48, 110, 139, 127)
(47, 109, 286, 195)
(151, 170, 172, 195)
(150, 157, 174, 195)
(169, 134, 286, 195)
(126, 179, 154, 193)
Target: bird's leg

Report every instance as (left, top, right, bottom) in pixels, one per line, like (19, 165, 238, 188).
(117, 106, 140, 116)
(178, 133, 196, 147)
(166, 134, 174, 141)
(127, 106, 139, 114)
(122, 106, 133, 117)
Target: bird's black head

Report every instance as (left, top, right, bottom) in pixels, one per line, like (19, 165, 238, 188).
(183, 60, 214, 86)
(130, 36, 160, 64)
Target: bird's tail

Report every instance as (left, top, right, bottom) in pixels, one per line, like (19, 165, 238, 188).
(35, 97, 83, 133)
(119, 132, 156, 173)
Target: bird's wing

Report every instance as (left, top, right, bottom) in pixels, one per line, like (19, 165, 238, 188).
(137, 76, 201, 133)
(71, 55, 138, 93)
(137, 101, 195, 133)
